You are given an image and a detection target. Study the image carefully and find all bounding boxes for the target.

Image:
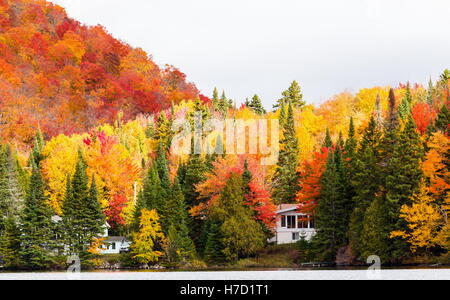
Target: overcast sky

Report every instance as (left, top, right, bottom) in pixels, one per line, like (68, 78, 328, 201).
(50, 0, 450, 108)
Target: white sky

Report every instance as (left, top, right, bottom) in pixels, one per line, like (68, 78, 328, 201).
(50, 0, 450, 108)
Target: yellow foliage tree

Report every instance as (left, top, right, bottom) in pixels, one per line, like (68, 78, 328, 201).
(131, 209, 165, 264)
(41, 133, 84, 214)
(391, 182, 443, 253)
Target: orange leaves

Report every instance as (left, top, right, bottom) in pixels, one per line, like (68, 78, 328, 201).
(0, 0, 198, 146)
(412, 102, 435, 135)
(296, 148, 329, 217)
(195, 155, 276, 228)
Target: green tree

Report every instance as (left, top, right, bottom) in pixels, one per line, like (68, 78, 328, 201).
(210, 174, 265, 261)
(20, 163, 54, 269)
(312, 149, 347, 262)
(274, 81, 305, 109)
(348, 116, 382, 259)
(272, 101, 300, 204)
(0, 216, 21, 268)
(248, 94, 266, 115)
(203, 221, 226, 264)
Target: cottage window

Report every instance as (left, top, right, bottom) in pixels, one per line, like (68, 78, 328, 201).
(309, 218, 315, 229)
(292, 232, 300, 240)
(111, 243, 116, 250)
(281, 215, 286, 227)
(298, 216, 308, 229)
(287, 215, 296, 229)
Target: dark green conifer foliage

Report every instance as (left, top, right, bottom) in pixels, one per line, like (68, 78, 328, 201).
(62, 153, 104, 258)
(323, 128, 333, 148)
(0, 216, 21, 268)
(348, 116, 382, 259)
(248, 94, 266, 115)
(274, 81, 305, 109)
(203, 221, 226, 264)
(20, 163, 54, 269)
(312, 149, 347, 262)
(272, 101, 300, 204)
(434, 104, 450, 134)
(382, 115, 424, 262)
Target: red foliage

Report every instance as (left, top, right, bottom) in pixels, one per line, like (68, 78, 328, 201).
(0, 0, 198, 146)
(105, 193, 128, 228)
(412, 102, 435, 135)
(195, 155, 276, 228)
(296, 148, 329, 219)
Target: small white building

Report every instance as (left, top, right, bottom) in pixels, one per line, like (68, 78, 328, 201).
(100, 236, 132, 255)
(99, 222, 131, 255)
(269, 204, 316, 244)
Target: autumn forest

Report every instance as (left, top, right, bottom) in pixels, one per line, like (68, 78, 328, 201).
(0, 0, 449, 270)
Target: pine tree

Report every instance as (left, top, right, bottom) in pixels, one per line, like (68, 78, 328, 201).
(312, 148, 347, 262)
(348, 116, 382, 259)
(203, 221, 225, 264)
(434, 104, 450, 134)
(398, 85, 412, 120)
(0, 146, 12, 231)
(382, 115, 424, 262)
(163, 177, 196, 259)
(427, 79, 434, 106)
(20, 163, 54, 269)
(322, 128, 333, 148)
(0, 216, 21, 268)
(210, 174, 265, 261)
(86, 176, 104, 239)
(274, 81, 305, 109)
(272, 101, 300, 204)
(155, 112, 172, 151)
(248, 94, 266, 115)
(62, 153, 104, 258)
(30, 128, 45, 167)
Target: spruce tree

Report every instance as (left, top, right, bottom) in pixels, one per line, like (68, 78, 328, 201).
(434, 104, 450, 134)
(274, 81, 305, 109)
(323, 128, 333, 149)
(203, 221, 225, 264)
(0, 146, 12, 231)
(348, 116, 382, 259)
(20, 163, 54, 269)
(272, 101, 300, 204)
(312, 149, 347, 262)
(0, 216, 21, 268)
(248, 94, 266, 115)
(86, 176, 104, 239)
(382, 115, 424, 262)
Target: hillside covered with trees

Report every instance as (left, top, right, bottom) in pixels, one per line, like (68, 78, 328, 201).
(0, 0, 449, 270)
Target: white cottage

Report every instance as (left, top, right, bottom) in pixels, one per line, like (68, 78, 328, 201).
(269, 204, 316, 244)
(99, 222, 131, 255)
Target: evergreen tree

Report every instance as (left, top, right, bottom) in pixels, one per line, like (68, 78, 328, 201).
(30, 128, 45, 167)
(248, 94, 266, 115)
(203, 221, 225, 264)
(272, 101, 300, 204)
(20, 163, 54, 269)
(274, 81, 305, 109)
(210, 174, 265, 261)
(163, 177, 196, 259)
(0, 216, 21, 268)
(62, 153, 104, 258)
(86, 176, 104, 238)
(427, 79, 434, 106)
(312, 149, 347, 262)
(382, 115, 424, 262)
(0, 146, 12, 231)
(348, 117, 382, 259)
(398, 85, 412, 120)
(155, 112, 172, 151)
(322, 128, 333, 149)
(434, 104, 450, 134)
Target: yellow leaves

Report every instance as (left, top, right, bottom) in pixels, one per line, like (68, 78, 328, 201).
(131, 209, 165, 264)
(391, 182, 445, 252)
(294, 105, 325, 161)
(41, 133, 84, 214)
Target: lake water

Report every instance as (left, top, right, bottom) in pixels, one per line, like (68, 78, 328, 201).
(0, 268, 449, 280)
